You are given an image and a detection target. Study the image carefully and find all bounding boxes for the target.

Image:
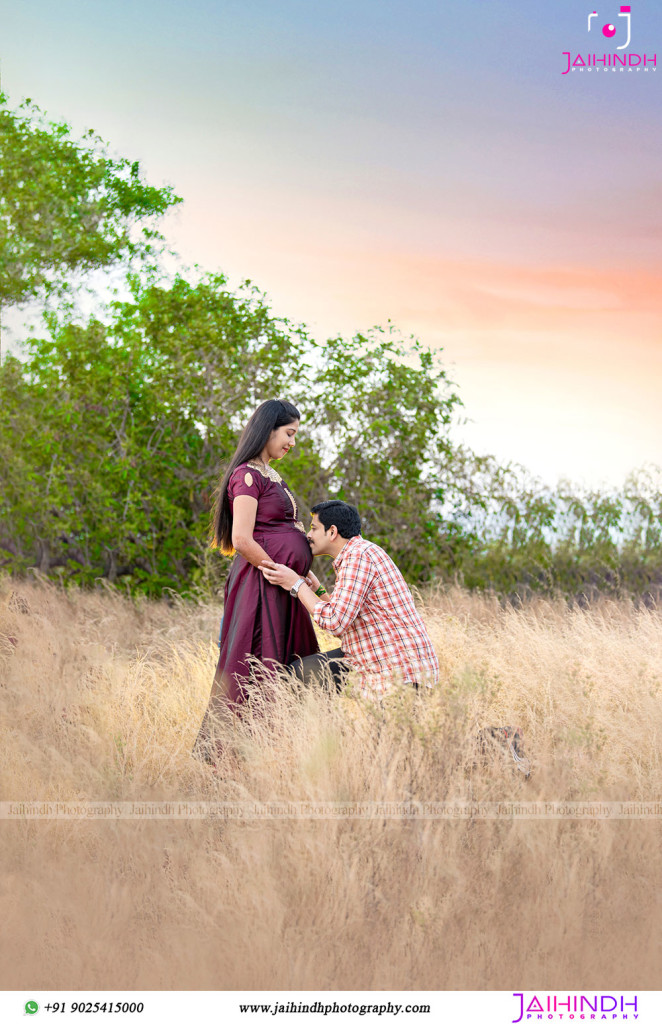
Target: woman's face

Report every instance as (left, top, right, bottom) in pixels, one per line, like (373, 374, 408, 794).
(265, 420, 299, 461)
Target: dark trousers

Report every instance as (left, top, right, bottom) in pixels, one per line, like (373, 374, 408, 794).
(289, 647, 350, 693)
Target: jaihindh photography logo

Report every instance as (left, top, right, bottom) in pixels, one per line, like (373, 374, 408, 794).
(511, 992, 639, 1021)
(562, 4, 657, 73)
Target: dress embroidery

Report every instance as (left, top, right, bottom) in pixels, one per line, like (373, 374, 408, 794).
(246, 460, 305, 531)
(247, 459, 282, 484)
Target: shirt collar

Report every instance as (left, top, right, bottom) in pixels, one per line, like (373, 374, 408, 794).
(332, 534, 362, 571)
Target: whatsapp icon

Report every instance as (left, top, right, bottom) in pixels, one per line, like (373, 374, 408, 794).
(25, 1002, 39, 1015)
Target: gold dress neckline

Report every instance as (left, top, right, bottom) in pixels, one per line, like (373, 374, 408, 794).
(246, 460, 305, 532)
(246, 459, 282, 483)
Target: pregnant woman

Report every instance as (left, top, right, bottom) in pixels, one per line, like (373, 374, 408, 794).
(193, 399, 319, 760)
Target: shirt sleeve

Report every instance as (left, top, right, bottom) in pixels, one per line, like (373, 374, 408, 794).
(228, 465, 265, 502)
(313, 550, 375, 636)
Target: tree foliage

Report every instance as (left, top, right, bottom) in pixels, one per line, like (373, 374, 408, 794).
(434, 454, 662, 602)
(2, 270, 660, 600)
(0, 92, 181, 309)
(0, 273, 463, 593)
(1, 90, 660, 602)
(306, 329, 461, 580)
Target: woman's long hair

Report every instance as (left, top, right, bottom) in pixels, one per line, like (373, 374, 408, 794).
(212, 399, 300, 554)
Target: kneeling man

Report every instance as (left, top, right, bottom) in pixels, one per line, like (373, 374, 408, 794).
(260, 500, 439, 695)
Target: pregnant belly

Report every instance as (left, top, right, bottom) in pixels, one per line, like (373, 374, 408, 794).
(254, 526, 313, 576)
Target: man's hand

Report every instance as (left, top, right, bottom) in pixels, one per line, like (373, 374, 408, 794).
(260, 560, 300, 591)
(305, 568, 321, 591)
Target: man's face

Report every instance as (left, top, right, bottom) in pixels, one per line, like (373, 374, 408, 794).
(307, 514, 335, 556)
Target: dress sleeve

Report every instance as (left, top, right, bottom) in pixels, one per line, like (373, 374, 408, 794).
(228, 465, 266, 502)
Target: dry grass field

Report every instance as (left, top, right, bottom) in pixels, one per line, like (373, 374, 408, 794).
(1, 576, 662, 991)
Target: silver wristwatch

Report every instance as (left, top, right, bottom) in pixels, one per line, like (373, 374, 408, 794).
(290, 578, 305, 598)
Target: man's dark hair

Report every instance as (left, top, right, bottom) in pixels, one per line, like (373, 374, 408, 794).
(311, 500, 361, 539)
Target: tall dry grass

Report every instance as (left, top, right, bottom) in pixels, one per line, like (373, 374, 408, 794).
(1, 576, 661, 991)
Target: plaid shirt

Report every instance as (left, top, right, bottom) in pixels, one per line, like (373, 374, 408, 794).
(312, 536, 439, 692)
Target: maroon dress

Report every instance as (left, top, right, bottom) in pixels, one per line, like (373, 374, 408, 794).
(194, 461, 319, 752)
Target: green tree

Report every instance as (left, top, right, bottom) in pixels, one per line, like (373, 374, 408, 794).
(3, 273, 661, 599)
(0, 274, 468, 592)
(0, 272, 314, 594)
(305, 327, 462, 581)
(0, 90, 181, 359)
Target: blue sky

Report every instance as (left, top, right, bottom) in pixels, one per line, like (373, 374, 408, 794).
(2, 0, 661, 486)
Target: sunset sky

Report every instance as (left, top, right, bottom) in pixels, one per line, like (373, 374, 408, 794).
(2, 0, 660, 488)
